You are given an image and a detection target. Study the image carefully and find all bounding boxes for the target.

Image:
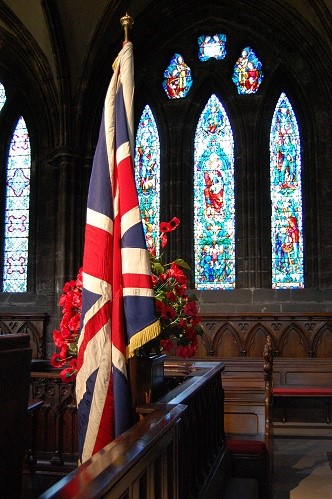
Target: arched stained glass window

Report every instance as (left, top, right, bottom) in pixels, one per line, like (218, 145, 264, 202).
(232, 47, 263, 94)
(270, 93, 304, 289)
(162, 53, 192, 99)
(198, 34, 227, 61)
(194, 94, 235, 290)
(0, 83, 6, 112)
(135, 105, 160, 255)
(3, 116, 31, 292)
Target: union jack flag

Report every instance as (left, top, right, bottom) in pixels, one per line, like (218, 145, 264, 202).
(76, 42, 160, 464)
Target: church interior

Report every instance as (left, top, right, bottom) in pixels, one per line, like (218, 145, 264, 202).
(0, 0, 331, 497)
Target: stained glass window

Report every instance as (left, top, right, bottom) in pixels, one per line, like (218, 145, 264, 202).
(2, 117, 31, 292)
(0, 83, 6, 112)
(194, 94, 235, 290)
(162, 53, 192, 99)
(270, 93, 304, 289)
(198, 34, 227, 61)
(135, 105, 160, 255)
(232, 47, 263, 94)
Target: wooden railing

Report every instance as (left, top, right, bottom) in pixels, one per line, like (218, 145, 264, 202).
(156, 361, 228, 498)
(40, 361, 231, 499)
(40, 404, 186, 499)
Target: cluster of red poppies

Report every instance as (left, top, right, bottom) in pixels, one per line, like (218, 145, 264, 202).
(148, 218, 202, 358)
(50, 268, 82, 382)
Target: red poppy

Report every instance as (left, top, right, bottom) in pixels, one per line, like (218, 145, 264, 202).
(178, 318, 187, 329)
(68, 313, 81, 332)
(161, 233, 168, 248)
(151, 274, 159, 286)
(159, 217, 180, 234)
(53, 329, 65, 348)
(184, 327, 198, 342)
(161, 304, 176, 320)
(70, 357, 78, 370)
(155, 300, 163, 315)
(62, 280, 75, 293)
(50, 352, 66, 368)
(160, 338, 175, 353)
(176, 343, 197, 358)
(60, 367, 76, 383)
(169, 217, 180, 230)
(59, 344, 68, 359)
(184, 301, 198, 317)
(59, 321, 72, 339)
(166, 291, 177, 302)
(191, 315, 202, 326)
(159, 272, 168, 282)
(168, 264, 187, 285)
(75, 269, 83, 288)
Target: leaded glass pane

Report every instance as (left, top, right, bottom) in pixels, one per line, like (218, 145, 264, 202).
(194, 94, 235, 289)
(198, 34, 227, 61)
(270, 93, 304, 289)
(135, 105, 160, 255)
(232, 47, 263, 94)
(3, 116, 31, 292)
(0, 82, 6, 113)
(162, 53, 192, 99)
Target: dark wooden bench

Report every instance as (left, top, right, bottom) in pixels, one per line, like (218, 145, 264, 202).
(213, 336, 273, 450)
(0, 334, 32, 497)
(0, 313, 48, 358)
(164, 339, 273, 499)
(221, 358, 272, 448)
(271, 358, 332, 426)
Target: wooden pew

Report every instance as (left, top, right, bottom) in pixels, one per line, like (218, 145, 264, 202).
(0, 334, 32, 497)
(272, 358, 332, 434)
(0, 313, 48, 358)
(164, 356, 271, 498)
(216, 337, 273, 499)
(221, 359, 271, 447)
(216, 336, 273, 451)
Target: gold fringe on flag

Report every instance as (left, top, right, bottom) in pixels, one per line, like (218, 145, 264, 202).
(126, 319, 161, 359)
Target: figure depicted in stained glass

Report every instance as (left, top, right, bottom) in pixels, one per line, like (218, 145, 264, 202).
(232, 47, 263, 94)
(162, 53, 192, 99)
(270, 93, 303, 288)
(194, 94, 235, 290)
(198, 34, 227, 61)
(203, 154, 225, 214)
(135, 105, 160, 255)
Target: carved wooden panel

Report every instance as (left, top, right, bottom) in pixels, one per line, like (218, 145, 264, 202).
(30, 372, 78, 465)
(0, 313, 48, 358)
(198, 313, 332, 358)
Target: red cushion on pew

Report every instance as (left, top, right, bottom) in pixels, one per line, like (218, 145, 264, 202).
(272, 387, 332, 396)
(227, 439, 267, 456)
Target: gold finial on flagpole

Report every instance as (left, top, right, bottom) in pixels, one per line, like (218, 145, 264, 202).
(120, 13, 134, 42)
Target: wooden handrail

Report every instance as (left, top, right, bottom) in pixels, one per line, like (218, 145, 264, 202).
(39, 361, 227, 499)
(40, 404, 186, 499)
